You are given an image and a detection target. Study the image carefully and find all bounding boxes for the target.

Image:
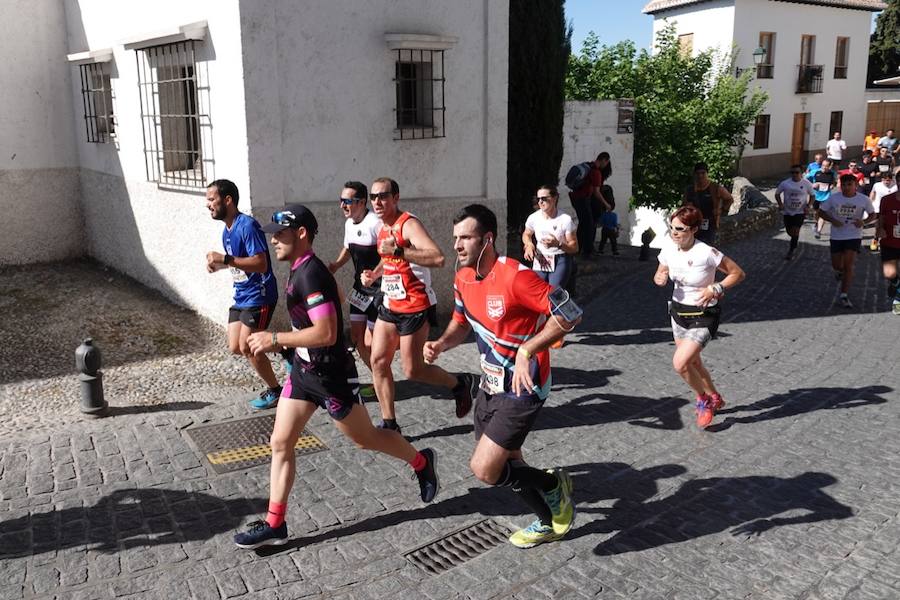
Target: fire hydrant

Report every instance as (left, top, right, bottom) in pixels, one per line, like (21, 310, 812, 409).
(76, 338, 108, 417)
(638, 227, 656, 261)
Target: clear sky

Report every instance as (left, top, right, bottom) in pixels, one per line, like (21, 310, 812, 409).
(565, 0, 880, 56)
(565, 0, 654, 54)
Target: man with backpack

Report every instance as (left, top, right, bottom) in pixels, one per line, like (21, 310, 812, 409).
(566, 153, 610, 258)
(683, 162, 734, 246)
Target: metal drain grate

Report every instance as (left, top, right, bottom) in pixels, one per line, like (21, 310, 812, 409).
(404, 519, 510, 575)
(185, 415, 326, 474)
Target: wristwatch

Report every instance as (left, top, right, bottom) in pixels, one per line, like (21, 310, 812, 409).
(224, 254, 234, 266)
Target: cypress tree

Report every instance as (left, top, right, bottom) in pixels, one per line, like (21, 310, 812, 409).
(507, 1, 571, 249)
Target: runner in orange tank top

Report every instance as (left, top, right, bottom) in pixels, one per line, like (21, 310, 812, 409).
(360, 177, 479, 433)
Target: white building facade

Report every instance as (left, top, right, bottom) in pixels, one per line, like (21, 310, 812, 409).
(1, 0, 508, 325)
(644, 0, 885, 178)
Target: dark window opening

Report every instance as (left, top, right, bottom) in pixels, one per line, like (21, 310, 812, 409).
(753, 114, 770, 149)
(830, 111, 843, 137)
(834, 37, 849, 79)
(394, 49, 445, 140)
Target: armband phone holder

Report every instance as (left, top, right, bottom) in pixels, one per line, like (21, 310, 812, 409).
(548, 287, 583, 322)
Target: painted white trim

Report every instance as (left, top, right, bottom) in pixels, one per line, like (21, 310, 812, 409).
(384, 33, 458, 50)
(66, 49, 113, 65)
(122, 20, 208, 50)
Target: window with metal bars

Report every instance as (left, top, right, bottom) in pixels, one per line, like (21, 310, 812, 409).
(78, 63, 115, 143)
(135, 40, 211, 189)
(394, 49, 445, 140)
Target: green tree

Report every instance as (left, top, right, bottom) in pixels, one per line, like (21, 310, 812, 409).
(566, 25, 768, 211)
(507, 0, 570, 236)
(867, 0, 900, 85)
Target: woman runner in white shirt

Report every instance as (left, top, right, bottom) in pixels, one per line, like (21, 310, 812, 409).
(522, 185, 579, 289)
(653, 206, 745, 429)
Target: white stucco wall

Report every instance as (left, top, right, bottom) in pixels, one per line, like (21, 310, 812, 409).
(0, 0, 83, 264)
(559, 101, 639, 243)
(63, 0, 252, 323)
(651, 0, 736, 58)
(734, 0, 873, 160)
(239, 0, 509, 320)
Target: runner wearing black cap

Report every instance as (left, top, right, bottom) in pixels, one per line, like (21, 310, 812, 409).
(233, 204, 439, 549)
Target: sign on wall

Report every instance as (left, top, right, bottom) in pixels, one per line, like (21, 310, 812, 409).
(617, 99, 635, 134)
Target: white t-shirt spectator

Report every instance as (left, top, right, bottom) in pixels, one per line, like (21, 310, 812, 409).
(658, 240, 724, 306)
(775, 178, 814, 215)
(820, 192, 875, 241)
(871, 181, 898, 213)
(525, 210, 576, 257)
(826, 139, 847, 160)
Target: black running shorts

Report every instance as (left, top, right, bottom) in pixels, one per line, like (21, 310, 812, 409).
(473, 390, 544, 451)
(881, 245, 900, 262)
(228, 305, 275, 330)
(376, 304, 437, 336)
(830, 239, 861, 254)
(783, 214, 805, 229)
(284, 364, 361, 421)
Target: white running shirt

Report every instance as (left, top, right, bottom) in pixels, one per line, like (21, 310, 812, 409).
(776, 178, 814, 215)
(658, 240, 724, 306)
(525, 210, 576, 257)
(820, 192, 876, 241)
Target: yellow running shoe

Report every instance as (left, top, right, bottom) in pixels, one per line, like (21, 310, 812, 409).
(541, 468, 575, 535)
(508, 519, 563, 549)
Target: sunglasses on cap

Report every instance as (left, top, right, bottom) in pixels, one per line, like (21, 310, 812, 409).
(271, 210, 300, 227)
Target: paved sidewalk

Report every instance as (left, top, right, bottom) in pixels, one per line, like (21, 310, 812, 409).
(1, 224, 898, 600)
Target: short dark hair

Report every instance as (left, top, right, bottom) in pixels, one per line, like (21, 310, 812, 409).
(790, 164, 803, 171)
(343, 181, 368, 201)
(693, 162, 709, 173)
(862, 150, 873, 157)
(453, 204, 497, 239)
(839, 173, 858, 185)
(538, 184, 559, 198)
(208, 179, 239, 207)
(596, 151, 610, 162)
(372, 177, 399, 195)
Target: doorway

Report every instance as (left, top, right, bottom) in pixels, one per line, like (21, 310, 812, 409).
(791, 113, 809, 166)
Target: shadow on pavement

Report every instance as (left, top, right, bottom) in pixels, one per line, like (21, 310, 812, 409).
(586, 470, 852, 556)
(106, 400, 213, 417)
(707, 385, 892, 433)
(0, 488, 267, 558)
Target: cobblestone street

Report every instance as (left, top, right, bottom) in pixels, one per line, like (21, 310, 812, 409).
(1, 224, 898, 600)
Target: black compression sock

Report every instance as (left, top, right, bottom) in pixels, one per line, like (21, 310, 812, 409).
(508, 460, 558, 493)
(512, 484, 553, 527)
(790, 236, 799, 250)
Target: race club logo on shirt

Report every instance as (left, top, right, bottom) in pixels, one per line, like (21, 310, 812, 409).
(486, 295, 505, 321)
(306, 292, 325, 306)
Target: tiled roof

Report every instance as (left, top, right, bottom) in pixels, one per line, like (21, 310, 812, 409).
(643, 0, 886, 14)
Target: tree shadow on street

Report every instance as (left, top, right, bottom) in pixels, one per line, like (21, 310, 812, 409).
(707, 385, 891, 433)
(106, 400, 212, 417)
(587, 470, 852, 556)
(0, 488, 267, 558)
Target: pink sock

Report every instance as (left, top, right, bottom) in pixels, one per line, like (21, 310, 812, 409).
(409, 451, 426, 472)
(266, 501, 287, 528)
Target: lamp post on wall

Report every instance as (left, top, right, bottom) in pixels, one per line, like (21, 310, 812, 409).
(736, 46, 768, 77)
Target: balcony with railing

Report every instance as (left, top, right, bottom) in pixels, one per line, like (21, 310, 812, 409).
(796, 64, 823, 94)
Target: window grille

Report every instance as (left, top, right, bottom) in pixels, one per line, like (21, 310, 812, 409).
(135, 40, 212, 189)
(394, 49, 445, 140)
(78, 63, 115, 143)
(757, 32, 775, 79)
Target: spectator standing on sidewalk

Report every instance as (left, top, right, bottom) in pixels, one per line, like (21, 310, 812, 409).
(568, 153, 610, 259)
(683, 162, 734, 246)
(523, 185, 579, 288)
(596, 185, 620, 256)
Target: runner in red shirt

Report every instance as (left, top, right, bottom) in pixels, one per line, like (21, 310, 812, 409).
(877, 172, 900, 314)
(361, 177, 479, 433)
(424, 204, 581, 549)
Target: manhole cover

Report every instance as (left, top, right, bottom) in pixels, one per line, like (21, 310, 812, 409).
(185, 415, 326, 474)
(404, 519, 510, 575)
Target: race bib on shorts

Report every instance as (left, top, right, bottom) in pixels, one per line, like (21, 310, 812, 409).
(381, 274, 407, 300)
(229, 267, 248, 283)
(533, 253, 555, 273)
(347, 288, 373, 311)
(480, 355, 505, 395)
(700, 219, 710, 230)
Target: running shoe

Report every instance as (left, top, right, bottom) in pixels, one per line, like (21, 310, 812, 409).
(695, 394, 718, 429)
(784, 249, 794, 261)
(870, 239, 879, 252)
(250, 386, 282, 410)
(839, 294, 853, 309)
(234, 520, 288, 549)
(376, 419, 402, 435)
(541, 468, 575, 536)
(508, 519, 563, 549)
(359, 385, 377, 400)
(814, 231, 821, 240)
(452, 373, 478, 418)
(893, 301, 900, 316)
(413, 448, 439, 503)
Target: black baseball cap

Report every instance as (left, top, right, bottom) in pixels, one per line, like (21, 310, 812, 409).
(261, 203, 319, 235)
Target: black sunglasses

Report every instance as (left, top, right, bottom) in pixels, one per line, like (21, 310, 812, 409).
(370, 192, 393, 201)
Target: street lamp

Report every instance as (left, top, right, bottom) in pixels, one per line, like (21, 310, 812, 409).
(737, 46, 768, 77)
